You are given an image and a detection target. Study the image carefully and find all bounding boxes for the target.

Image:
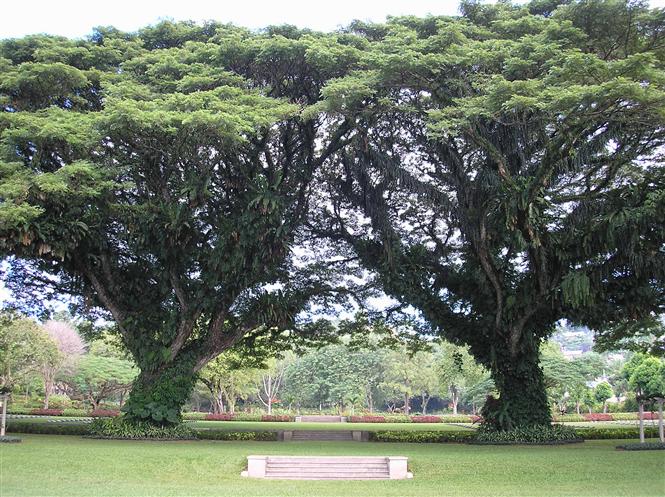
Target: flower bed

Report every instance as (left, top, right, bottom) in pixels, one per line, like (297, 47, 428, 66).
(260, 415, 292, 422)
(348, 415, 386, 423)
(583, 413, 613, 422)
(90, 409, 121, 418)
(205, 413, 235, 421)
(412, 416, 442, 423)
(29, 408, 64, 416)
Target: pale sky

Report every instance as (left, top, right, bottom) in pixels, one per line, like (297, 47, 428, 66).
(3, 0, 664, 39)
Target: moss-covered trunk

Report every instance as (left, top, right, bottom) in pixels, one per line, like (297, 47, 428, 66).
(481, 335, 551, 430)
(122, 354, 198, 426)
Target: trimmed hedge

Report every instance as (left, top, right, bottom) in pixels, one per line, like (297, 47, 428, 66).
(30, 409, 64, 416)
(90, 409, 121, 418)
(0, 436, 22, 443)
(473, 425, 581, 445)
(369, 430, 475, 443)
(7, 422, 91, 436)
(576, 427, 659, 440)
(617, 442, 665, 451)
(261, 415, 292, 422)
(583, 413, 613, 422)
(197, 430, 278, 441)
(383, 415, 413, 423)
(411, 416, 442, 423)
(205, 413, 235, 421)
(349, 415, 386, 423)
(440, 415, 475, 423)
(182, 412, 207, 421)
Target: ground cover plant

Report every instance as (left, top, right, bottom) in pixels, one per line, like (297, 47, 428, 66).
(1, 435, 664, 497)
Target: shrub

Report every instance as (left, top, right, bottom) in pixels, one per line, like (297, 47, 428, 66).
(232, 413, 264, 422)
(369, 430, 474, 443)
(583, 413, 613, 422)
(29, 408, 63, 416)
(182, 412, 207, 421)
(197, 430, 278, 441)
(89, 418, 196, 440)
(90, 409, 121, 418)
(553, 414, 586, 422)
(348, 415, 385, 423)
(46, 394, 72, 409)
(643, 412, 659, 421)
(62, 409, 89, 417)
(261, 415, 292, 422)
(617, 442, 665, 451)
(575, 427, 659, 440)
(611, 412, 639, 421)
(470, 415, 483, 424)
(473, 425, 582, 444)
(440, 415, 474, 423)
(411, 416, 442, 423)
(204, 413, 235, 421)
(7, 422, 90, 436)
(383, 414, 412, 423)
(7, 407, 33, 415)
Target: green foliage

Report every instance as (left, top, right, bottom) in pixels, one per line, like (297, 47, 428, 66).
(474, 424, 581, 444)
(6, 421, 90, 436)
(89, 418, 196, 439)
(623, 354, 665, 401)
(368, 430, 475, 443)
(617, 442, 665, 451)
(0, 312, 59, 391)
(576, 426, 659, 440)
(68, 353, 136, 408)
(196, 430, 278, 441)
(0, 22, 361, 425)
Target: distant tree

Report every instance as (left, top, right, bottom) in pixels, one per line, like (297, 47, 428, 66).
(0, 312, 58, 393)
(594, 382, 614, 414)
(198, 351, 263, 414)
(68, 354, 136, 409)
(623, 354, 665, 443)
(594, 317, 665, 357)
(436, 342, 486, 415)
(40, 320, 85, 408)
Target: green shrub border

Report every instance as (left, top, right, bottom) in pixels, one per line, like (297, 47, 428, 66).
(616, 442, 665, 451)
(0, 436, 22, 443)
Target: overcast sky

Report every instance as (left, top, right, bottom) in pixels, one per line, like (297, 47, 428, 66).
(2, 0, 664, 39)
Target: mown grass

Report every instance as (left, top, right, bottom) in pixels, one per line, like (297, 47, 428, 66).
(1, 435, 663, 497)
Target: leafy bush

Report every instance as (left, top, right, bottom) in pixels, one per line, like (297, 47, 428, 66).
(439, 415, 474, 423)
(46, 395, 72, 409)
(62, 409, 89, 417)
(369, 430, 474, 443)
(232, 413, 264, 422)
(7, 422, 90, 436)
(583, 413, 613, 422)
(411, 416, 442, 423)
(204, 413, 235, 421)
(553, 414, 586, 422)
(383, 414, 412, 423)
(197, 430, 278, 441)
(473, 425, 582, 444)
(7, 407, 33, 415)
(29, 409, 64, 416)
(261, 415, 292, 422)
(617, 442, 665, 450)
(90, 409, 121, 418)
(349, 415, 385, 423)
(182, 412, 207, 421)
(575, 427, 659, 440)
(89, 418, 196, 440)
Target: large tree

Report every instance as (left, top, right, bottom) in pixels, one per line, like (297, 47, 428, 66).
(314, 1, 665, 429)
(0, 23, 360, 424)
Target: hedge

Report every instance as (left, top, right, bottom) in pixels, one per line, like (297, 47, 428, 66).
(617, 442, 665, 451)
(197, 430, 279, 441)
(369, 430, 475, 443)
(6, 422, 91, 436)
(575, 427, 660, 440)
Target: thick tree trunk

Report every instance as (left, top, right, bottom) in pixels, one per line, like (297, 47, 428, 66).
(482, 337, 551, 430)
(123, 355, 197, 425)
(451, 391, 459, 415)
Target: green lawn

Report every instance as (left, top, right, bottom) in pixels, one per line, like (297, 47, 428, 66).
(2, 435, 663, 497)
(192, 420, 474, 431)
